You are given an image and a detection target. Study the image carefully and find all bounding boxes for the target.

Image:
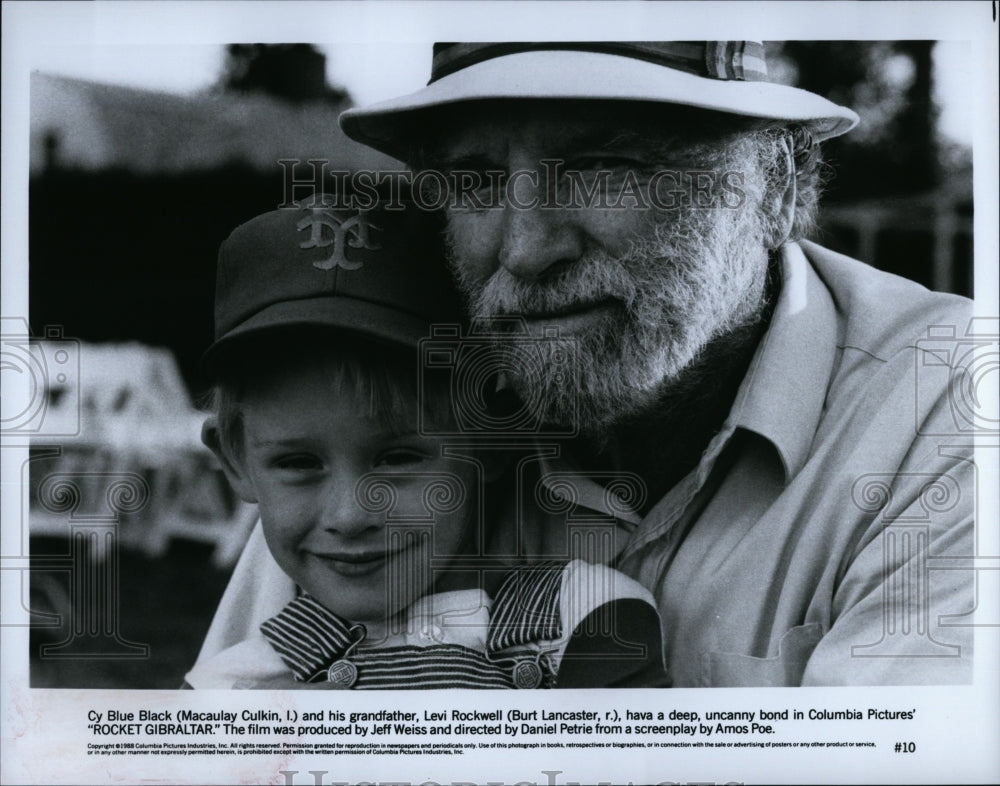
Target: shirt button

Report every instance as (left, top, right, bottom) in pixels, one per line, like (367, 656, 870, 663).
(420, 624, 443, 641)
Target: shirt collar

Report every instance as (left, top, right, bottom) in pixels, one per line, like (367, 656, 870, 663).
(535, 242, 838, 525)
(260, 594, 358, 682)
(260, 590, 494, 682)
(727, 242, 837, 481)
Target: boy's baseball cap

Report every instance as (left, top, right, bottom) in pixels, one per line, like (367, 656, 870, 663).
(204, 197, 463, 372)
(340, 41, 859, 160)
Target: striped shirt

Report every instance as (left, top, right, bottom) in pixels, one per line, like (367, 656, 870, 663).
(185, 560, 667, 689)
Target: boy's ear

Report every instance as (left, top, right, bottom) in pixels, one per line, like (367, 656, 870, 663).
(202, 416, 258, 504)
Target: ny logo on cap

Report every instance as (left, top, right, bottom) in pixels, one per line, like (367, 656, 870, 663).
(297, 208, 382, 271)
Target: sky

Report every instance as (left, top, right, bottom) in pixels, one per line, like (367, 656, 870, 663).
(28, 41, 974, 145)
(28, 43, 429, 115)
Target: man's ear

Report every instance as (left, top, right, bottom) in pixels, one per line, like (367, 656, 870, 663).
(202, 416, 258, 504)
(767, 135, 797, 249)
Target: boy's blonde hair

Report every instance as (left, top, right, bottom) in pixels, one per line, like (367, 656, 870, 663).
(208, 330, 454, 465)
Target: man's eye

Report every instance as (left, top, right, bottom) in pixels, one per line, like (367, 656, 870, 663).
(375, 449, 428, 468)
(445, 169, 505, 208)
(567, 156, 641, 171)
(272, 454, 322, 471)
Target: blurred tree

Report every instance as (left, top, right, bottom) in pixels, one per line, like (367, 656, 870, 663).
(768, 41, 941, 201)
(217, 44, 349, 104)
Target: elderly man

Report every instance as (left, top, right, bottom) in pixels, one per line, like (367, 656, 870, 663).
(201, 42, 974, 686)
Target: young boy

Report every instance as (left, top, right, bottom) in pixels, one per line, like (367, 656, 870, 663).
(185, 199, 668, 689)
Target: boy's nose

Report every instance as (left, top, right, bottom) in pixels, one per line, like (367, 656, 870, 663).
(321, 475, 380, 538)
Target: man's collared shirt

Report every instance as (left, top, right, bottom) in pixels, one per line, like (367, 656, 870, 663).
(525, 240, 975, 686)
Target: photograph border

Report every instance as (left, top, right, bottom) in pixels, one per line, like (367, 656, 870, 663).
(2, 2, 998, 784)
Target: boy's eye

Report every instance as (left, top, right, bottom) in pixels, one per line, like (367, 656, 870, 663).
(271, 454, 322, 471)
(375, 449, 429, 468)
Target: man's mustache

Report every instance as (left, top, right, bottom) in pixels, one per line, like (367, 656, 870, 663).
(467, 251, 642, 318)
(454, 208, 722, 322)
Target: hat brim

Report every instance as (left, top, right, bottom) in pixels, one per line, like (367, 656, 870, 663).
(340, 49, 859, 159)
(202, 295, 440, 374)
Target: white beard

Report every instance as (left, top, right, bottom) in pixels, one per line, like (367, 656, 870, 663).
(448, 172, 775, 434)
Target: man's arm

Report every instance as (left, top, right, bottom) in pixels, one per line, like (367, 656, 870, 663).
(557, 597, 670, 687)
(552, 560, 670, 688)
(802, 442, 975, 686)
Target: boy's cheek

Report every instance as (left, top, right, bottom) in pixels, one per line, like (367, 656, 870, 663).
(258, 519, 308, 584)
(257, 501, 309, 550)
(254, 483, 306, 520)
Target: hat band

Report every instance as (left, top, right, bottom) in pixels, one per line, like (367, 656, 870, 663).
(430, 41, 769, 85)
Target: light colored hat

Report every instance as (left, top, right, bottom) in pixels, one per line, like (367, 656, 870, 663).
(340, 42, 859, 159)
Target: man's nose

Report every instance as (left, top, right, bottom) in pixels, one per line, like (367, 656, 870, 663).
(498, 186, 584, 281)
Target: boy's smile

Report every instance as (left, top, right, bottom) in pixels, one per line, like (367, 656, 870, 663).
(310, 549, 398, 577)
(230, 360, 478, 625)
